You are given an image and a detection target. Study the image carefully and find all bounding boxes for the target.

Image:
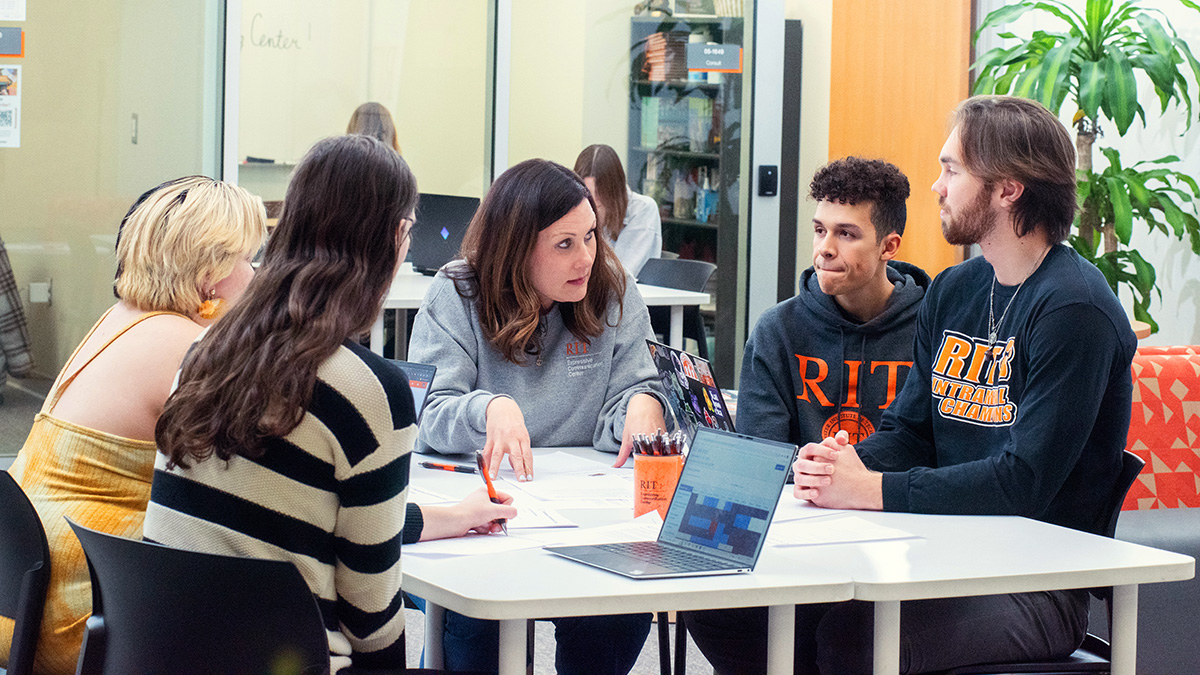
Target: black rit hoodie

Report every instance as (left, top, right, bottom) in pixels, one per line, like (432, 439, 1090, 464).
(738, 260, 931, 446)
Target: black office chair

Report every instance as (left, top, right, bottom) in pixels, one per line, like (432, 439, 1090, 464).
(637, 257, 717, 359)
(0, 471, 51, 675)
(67, 520, 454, 675)
(941, 450, 1146, 675)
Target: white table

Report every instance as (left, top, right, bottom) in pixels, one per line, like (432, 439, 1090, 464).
(404, 450, 851, 675)
(371, 266, 710, 357)
(403, 450, 1194, 675)
(773, 512, 1194, 675)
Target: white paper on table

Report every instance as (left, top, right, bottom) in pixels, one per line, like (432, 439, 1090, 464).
(506, 505, 576, 529)
(518, 451, 628, 479)
(407, 485, 456, 505)
(523, 512, 664, 547)
(767, 515, 920, 547)
(772, 495, 850, 522)
(404, 533, 545, 557)
(508, 474, 633, 505)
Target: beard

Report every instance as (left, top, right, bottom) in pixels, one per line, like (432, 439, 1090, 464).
(941, 185, 997, 246)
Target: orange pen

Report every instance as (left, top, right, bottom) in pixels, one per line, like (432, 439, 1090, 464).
(475, 451, 508, 535)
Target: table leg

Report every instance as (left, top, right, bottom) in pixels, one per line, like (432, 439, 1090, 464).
(498, 617, 527, 675)
(873, 600, 900, 675)
(394, 309, 409, 360)
(1111, 584, 1138, 675)
(370, 313, 385, 356)
(423, 601, 445, 669)
(670, 305, 683, 349)
(766, 604, 795, 675)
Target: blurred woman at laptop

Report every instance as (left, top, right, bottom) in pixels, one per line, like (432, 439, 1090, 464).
(407, 157, 667, 675)
(3, 176, 266, 675)
(573, 143, 662, 276)
(145, 136, 515, 673)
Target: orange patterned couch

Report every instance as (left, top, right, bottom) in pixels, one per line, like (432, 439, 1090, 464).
(1091, 345, 1200, 674)
(1123, 345, 1200, 510)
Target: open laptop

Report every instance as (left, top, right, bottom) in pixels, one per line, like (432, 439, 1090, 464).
(389, 360, 437, 423)
(646, 339, 736, 438)
(544, 428, 796, 579)
(408, 193, 480, 276)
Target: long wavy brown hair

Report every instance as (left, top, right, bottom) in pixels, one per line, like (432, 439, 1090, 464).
(447, 158, 625, 365)
(157, 135, 418, 467)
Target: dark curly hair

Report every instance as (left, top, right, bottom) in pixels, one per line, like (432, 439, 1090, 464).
(809, 157, 910, 240)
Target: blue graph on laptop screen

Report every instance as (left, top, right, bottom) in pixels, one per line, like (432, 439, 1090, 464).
(659, 431, 792, 562)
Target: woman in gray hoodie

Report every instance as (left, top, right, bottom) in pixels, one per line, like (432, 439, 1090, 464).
(407, 158, 666, 675)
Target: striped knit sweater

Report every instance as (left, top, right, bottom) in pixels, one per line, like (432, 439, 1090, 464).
(144, 340, 418, 673)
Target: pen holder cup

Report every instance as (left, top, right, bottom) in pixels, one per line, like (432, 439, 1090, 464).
(634, 454, 685, 518)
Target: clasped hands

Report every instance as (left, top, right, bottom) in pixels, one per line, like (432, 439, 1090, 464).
(793, 430, 884, 511)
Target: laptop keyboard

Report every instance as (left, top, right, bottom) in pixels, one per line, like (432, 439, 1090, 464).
(597, 541, 728, 572)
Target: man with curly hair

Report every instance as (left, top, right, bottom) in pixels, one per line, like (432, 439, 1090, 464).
(735, 156, 930, 449)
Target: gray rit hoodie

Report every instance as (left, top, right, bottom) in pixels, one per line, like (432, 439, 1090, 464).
(408, 262, 666, 455)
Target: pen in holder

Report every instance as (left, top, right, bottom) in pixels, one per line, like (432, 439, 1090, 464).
(633, 429, 687, 518)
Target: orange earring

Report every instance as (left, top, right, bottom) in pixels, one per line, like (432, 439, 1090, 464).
(197, 289, 222, 320)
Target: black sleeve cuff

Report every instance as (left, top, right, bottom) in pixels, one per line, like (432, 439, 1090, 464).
(402, 502, 424, 545)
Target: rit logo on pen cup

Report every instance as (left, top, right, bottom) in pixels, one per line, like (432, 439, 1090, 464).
(640, 479, 661, 490)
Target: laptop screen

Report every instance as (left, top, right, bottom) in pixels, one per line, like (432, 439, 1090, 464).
(389, 360, 437, 423)
(408, 193, 480, 276)
(658, 428, 795, 567)
(646, 339, 735, 438)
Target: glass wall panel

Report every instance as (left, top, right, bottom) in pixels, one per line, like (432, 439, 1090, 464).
(236, 0, 489, 203)
(0, 0, 223, 402)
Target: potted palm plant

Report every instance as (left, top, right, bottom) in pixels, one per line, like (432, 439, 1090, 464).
(972, 0, 1200, 332)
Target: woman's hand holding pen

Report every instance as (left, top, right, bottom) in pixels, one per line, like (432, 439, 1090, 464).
(418, 487, 518, 540)
(484, 396, 534, 481)
(615, 393, 667, 468)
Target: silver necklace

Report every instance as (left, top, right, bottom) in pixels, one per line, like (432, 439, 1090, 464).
(983, 246, 1051, 366)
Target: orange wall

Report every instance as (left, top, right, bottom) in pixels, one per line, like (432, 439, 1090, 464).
(829, 0, 971, 277)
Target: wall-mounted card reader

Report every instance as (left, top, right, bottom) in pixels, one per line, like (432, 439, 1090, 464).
(758, 165, 778, 196)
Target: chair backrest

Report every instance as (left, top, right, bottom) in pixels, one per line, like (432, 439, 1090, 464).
(0, 471, 50, 675)
(67, 520, 332, 675)
(637, 258, 717, 293)
(1102, 451, 1145, 539)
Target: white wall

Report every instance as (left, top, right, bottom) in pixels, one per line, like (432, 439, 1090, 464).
(975, 0, 1200, 346)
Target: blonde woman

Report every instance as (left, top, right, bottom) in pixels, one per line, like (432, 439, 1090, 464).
(1, 176, 266, 675)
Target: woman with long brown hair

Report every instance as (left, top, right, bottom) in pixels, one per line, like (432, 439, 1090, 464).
(406, 158, 666, 674)
(144, 135, 514, 673)
(573, 143, 662, 276)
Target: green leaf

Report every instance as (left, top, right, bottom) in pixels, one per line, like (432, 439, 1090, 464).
(1078, 59, 1106, 120)
(1100, 146, 1123, 172)
(975, 4, 1040, 41)
(1131, 154, 1181, 166)
(1086, 0, 1114, 46)
(1068, 233, 1097, 260)
(971, 69, 997, 96)
(1012, 61, 1045, 99)
(1106, 176, 1134, 244)
(1119, 169, 1151, 208)
(1032, 1, 1088, 34)
(1155, 192, 1188, 237)
(1104, 45, 1138, 134)
(1127, 248, 1156, 293)
(1135, 13, 1175, 57)
(1131, 53, 1177, 110)
(1175, 38, 1200, 125)
(1037, 38, 1079, 112)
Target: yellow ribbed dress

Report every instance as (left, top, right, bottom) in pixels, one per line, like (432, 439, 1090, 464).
(1, 310, 181, 675)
